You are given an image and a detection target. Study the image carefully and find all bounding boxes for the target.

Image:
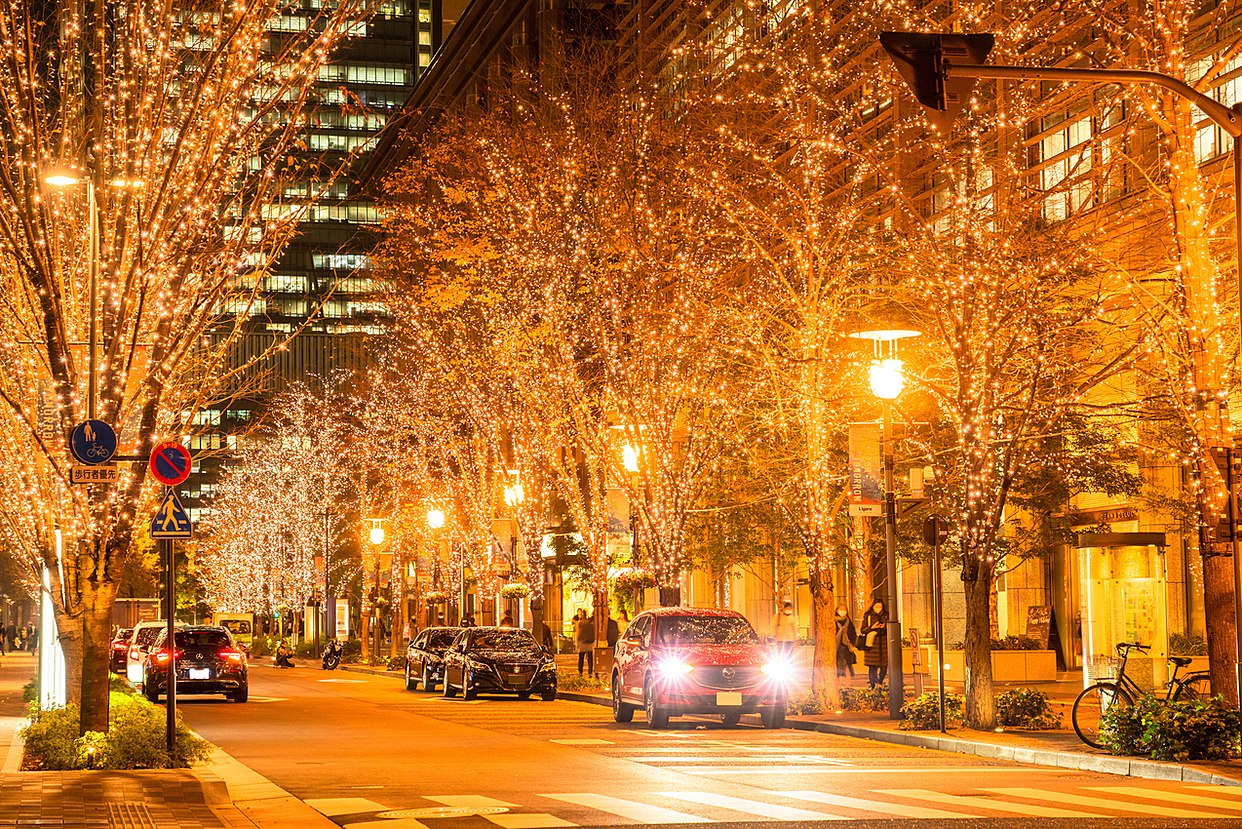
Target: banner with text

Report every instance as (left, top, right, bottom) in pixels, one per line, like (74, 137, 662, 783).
(848, 424, 883, 516)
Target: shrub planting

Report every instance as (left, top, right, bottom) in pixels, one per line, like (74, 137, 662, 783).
(900, 691, 964, 730)
(1101, 694, 1242, 761)
(995, 688, 1062, 729)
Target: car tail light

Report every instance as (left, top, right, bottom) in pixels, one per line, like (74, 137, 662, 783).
(154, 649, 183, 662)
(219, 650, 245, 661)
(112, 642, 127, 651)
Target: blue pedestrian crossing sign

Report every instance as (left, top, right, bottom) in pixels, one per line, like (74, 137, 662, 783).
(150, 489, 193, 539)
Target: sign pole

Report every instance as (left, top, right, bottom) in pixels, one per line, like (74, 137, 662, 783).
(164, 494, 177, 757)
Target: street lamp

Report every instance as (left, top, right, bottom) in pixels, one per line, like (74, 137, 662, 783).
(853, 328, 919, 720)
(367, 518, 386, 658)
(427, 508, 459, 623)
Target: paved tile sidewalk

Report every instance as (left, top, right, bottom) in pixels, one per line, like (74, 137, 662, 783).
(0, 651, 257, 829)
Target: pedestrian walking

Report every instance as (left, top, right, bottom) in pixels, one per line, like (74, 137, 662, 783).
(616, 608, 630, 639)
(27, 624, 36, 652)
(539, 619, 554, 653)
(576, 610, 595, 676)
(773, 601, 798, 656)
(834, 604, 857, 678)
(5, 622, 13, 652)
(860, 600, 889, 688)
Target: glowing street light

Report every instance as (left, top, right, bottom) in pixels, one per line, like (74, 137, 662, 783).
(368, 518, 386, 546)
(427, 508, 445, 529)
(852, 328, 919, 720)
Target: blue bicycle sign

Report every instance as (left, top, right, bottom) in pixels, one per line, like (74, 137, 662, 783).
(71, 420, 117, 465)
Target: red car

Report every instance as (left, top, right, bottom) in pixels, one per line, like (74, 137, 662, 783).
(611, 607, 790, 729)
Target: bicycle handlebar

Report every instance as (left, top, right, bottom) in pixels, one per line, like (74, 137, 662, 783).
(1116, 642, 1149, 655)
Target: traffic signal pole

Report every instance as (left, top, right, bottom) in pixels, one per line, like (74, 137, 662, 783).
(881, 31, 1242, 707)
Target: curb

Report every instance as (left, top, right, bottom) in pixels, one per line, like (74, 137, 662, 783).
(555, 688, 1242, 787)
(338, 665, 404, 679)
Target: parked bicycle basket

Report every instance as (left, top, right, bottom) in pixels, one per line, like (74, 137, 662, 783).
(1085, 654, 1120, 683)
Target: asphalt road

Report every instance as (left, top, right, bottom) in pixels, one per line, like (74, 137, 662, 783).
(179, 662, 1242, 829)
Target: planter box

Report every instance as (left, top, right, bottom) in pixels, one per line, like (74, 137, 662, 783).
(941, 649, 1057, 683)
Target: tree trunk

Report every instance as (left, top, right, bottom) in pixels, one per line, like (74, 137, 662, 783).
(80, 580, 118, 734)
(658, 586, 680, 606)
(809, 569, 839, 709)
(962, 567, 996, 729)
(56, 613, 84, 707)
(1203, 549, 1238, 704)
(360, 609, 371, 662)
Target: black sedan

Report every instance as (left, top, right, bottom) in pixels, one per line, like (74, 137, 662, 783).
(442, 626, 557, 701)
(143, 625, 248, 703)
(109, 628, 132, 674)
(405, 626, 462, 691)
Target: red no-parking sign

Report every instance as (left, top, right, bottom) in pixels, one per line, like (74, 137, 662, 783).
(149, 440, 191, 486)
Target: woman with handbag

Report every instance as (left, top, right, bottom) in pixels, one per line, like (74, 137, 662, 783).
(834, 605, 857, 678)
(860, 600, 889, 688)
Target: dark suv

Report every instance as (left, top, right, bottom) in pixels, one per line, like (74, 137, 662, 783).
(143, 625, 249, 703)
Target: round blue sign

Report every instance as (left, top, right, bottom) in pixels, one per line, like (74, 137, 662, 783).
(71, 420, 117, 465)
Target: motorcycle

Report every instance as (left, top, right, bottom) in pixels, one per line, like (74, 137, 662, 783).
(321, 638, 342, 670)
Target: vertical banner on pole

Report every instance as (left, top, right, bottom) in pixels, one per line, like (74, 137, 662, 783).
(848, 424, 883, 516)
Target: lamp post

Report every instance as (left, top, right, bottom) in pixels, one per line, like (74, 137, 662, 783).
(368, 518, 385, 659)
(854, 329, 919, 720)
(881, 29, 1242, 708)
(427, 508, 449, 622)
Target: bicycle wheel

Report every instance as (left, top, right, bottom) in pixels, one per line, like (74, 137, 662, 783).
(1172, 673, 1212, 702)
(1072, 682, 1132, 749)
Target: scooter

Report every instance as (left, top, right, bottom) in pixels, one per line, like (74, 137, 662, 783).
(321, 638, 342, 670)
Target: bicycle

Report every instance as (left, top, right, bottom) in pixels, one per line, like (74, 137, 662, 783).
(1071, 641, 1211, 749)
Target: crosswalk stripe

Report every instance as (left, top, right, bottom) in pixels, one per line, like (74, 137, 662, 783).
(540, 793, 709, 824)
(982, 788, 1210, 819)
(1083, 787, 1242, 814)
(873, 788, 1098, 818)
(1191, 786, 1242, 797)
(658, 791, 842, 821)
(425, 796, 516, 808)
(342, 819, 428, 829)
(304, 797, 389, 816)
(680, 766, 863, 775)
(771, 789, 974, 819)
(487, 815, 576, 828)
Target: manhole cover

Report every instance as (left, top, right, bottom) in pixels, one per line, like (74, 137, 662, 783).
(376, 807, 509, 819)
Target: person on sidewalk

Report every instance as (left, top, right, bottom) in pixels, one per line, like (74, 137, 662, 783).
(576, 610, 595, 676)
(861, 600, 889, 688)
(275, 639, 295, 668)
(834, 604, 857, 678)
(773, 601, 798, 656)
(499, 611, 514, 628)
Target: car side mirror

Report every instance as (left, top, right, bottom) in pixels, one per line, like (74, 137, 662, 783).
(622, 637, 644, 649)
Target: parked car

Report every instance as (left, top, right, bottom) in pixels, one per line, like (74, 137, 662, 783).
(405, 626, 463, 691)
(126, 620, 180, 685)
(441, 626, 557, 701)
(142, 625, 249, 703)
(611, 607, 790, 729)
(110, 628, 133, 674)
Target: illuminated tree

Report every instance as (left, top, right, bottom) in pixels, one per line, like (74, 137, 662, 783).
(0, 0, 374, 730)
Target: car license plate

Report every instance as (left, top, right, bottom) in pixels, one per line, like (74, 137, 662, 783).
(508, 674, 525, 685)
(189, 668, 211, 680)
(716, 692, 743, 706)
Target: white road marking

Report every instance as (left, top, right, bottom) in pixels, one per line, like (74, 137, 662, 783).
(488, 815, 576, 828)
(317, 678, 366, 683)
(550, 739, 614, 745)
(304, 797, 389, 816)
(246, 696, 288, 703)
(623, 755, 844, 764)
(1191, 786, 1242, 797)
(771, 789, 973, 819)
(343, 820, 428, 829)
(658, 792, 842, 821)
(985, 787, 1228, 819)
(540, 793, 709, 824)
(874, 789, 1098, 818)
(1087, 786, 1242, 812)
(425, 796, 516, 808)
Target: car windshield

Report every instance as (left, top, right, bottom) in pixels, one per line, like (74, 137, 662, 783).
(427, 630, 458, 648)
(221, 620, 251, 635)
(134, 627, 162, 646)
(656, 615, 759, 646)
(175, 630, 232, 647)
(470, 630, 536, 650)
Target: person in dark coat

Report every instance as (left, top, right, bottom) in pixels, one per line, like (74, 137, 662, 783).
(834, 604, 857, 678)
(861, 600, 889, 687)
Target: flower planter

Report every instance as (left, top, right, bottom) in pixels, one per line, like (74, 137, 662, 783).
(941, 649, 1057, 683)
